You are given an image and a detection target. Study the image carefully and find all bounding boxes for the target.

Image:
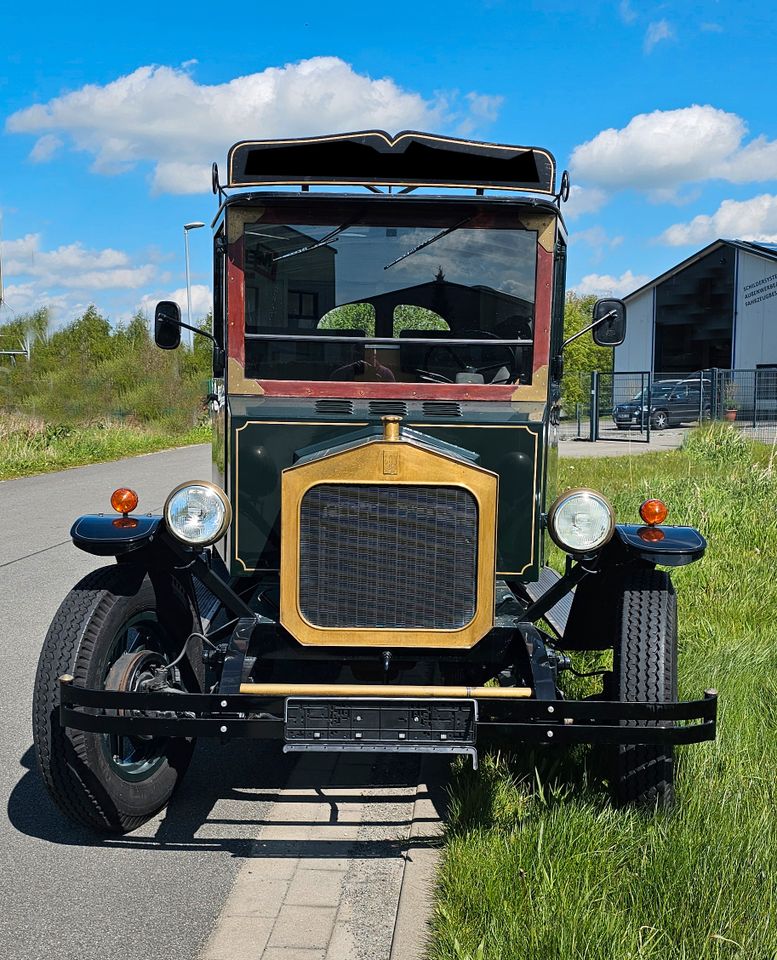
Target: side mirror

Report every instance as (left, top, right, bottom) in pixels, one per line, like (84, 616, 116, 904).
(592, 298, 627, 347)
(154, 301, 182, 350)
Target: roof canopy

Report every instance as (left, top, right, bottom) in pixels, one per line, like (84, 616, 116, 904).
(227, 130, 556, 195)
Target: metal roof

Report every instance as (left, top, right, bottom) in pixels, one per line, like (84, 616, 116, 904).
(624, 238, 777, 301)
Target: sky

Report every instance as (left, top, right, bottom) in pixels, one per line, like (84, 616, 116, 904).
(1, 0, 776, 329)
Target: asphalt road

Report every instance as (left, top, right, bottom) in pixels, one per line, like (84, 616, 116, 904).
(0, 446, 301, 960)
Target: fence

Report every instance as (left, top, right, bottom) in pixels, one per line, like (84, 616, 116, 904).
(559, 368, 777, 445)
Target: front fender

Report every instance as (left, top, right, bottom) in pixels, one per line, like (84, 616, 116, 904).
(610, 523, 706, 567)
(70, 514, 163, 556)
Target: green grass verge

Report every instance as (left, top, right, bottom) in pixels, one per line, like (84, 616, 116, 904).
(430, 427, 777, 960)
(0, 420, 212, 480)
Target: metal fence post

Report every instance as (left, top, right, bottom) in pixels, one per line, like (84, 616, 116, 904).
(711, 368, 719, 419)
(590, 371, 599, 442)
(698, 370, 704, 424)
(752, 369, 758, 429)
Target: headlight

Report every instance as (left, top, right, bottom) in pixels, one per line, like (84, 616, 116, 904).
(164, 481, 231, 546)
(547, 488, 615, 554)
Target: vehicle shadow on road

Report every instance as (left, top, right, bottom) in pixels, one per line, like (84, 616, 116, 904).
(7, 742, 447, 858)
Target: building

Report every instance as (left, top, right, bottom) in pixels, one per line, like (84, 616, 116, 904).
(615, 239, 777, 375)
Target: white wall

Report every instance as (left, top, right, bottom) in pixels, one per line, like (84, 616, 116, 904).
(615, 288, 654, 372)
(734, 251, 777, 368)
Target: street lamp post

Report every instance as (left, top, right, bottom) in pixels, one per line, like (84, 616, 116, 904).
(183, 222, 205, 348)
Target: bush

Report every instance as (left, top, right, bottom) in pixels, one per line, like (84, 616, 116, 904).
(0, 306, 211, 433)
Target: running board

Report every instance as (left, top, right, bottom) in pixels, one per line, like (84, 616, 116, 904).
(524, 566, 573, 637)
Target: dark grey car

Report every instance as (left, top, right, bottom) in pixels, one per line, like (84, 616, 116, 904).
(614, 378, 711, 430)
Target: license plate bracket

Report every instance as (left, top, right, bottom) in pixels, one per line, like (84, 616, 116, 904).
(283, 697, 478, 765)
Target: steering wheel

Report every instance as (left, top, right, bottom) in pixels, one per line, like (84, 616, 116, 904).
(419, 329, 518, 384)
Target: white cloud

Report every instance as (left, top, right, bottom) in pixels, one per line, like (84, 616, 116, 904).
(2, 233, 155, 289)
(152, 162, 212, 195)
(644, 19, 675, 53)
(29, 134, 63, 162)
(59, 265, 158, 290)
(563, 184, 608, 219)
(0, 233, 162, 321)
(572, 269, 649, 297)
(570, 105, 777, 199)
(660, 194, 777, 246)
(138, 284, 211, 320)
(570, 226, 623, 264)
(465, 93, 504, 123)
(1, 282, 71, 315)
(715, 136, 777, 184)
(6, 58, 503, 195)
(619, 0, 637, 24)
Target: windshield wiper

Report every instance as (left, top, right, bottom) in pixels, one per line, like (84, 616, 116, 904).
(272, 221, 357, 263)
(383, 217, 472, 271)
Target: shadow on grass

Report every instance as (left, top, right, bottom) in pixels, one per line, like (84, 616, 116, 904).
(444, 735, 607, 837)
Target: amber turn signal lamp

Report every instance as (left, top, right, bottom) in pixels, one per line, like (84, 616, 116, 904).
(639, 498, 668, 526)
(110, 487, 139, 516)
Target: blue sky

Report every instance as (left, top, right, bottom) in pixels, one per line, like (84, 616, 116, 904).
(1, 0, 776, 327)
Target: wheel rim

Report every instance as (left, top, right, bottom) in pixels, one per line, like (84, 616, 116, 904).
(654, 412, 668, 429)
(101, 613, 173, 783)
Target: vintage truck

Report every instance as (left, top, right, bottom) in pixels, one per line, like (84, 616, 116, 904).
(32, 131, 716, 833)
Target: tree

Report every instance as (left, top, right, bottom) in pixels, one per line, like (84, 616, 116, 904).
(561, 292, 614, 412)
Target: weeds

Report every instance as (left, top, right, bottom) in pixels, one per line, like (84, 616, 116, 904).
(0, 417, 211, 480)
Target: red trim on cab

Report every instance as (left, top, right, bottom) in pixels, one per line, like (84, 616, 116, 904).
(532, 244, 552, 372)
(258, 379, 516, 400)
(227, 234, 246, 368)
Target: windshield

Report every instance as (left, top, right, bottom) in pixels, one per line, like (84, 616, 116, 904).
(630, 383, 677, 402)
(241, 208, 538, 385)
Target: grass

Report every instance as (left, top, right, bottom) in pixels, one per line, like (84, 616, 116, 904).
(429, 426, 777, 960)
(0, 416, 212, 480)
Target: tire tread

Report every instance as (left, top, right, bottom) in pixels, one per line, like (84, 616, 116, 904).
(612, 566, 677, 809)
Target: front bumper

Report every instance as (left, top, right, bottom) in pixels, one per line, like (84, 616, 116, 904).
(613, 408, 646, 424)
(58, 677, 718, 749)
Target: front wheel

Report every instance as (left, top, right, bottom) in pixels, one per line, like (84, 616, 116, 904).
(608, 566, 677, 809)
(651, 410, 669, 430)
(32, 565, 196, 833)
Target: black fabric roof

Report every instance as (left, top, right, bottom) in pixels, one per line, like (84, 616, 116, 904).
(227, 130, 556, 195)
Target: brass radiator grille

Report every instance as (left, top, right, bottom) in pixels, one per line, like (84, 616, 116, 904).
(298, 484, 478, 630)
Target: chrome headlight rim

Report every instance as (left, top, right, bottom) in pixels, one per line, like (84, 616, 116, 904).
(547, 487, 615, 555)
(163, 480, 232, 547)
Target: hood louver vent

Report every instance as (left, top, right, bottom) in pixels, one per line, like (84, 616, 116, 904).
(315, 399, 354, 415)
(368, 400, 408, 417)
(422, 401, 463, 418)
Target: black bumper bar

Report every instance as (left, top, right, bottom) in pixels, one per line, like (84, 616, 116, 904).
(58, 679, 717, 746)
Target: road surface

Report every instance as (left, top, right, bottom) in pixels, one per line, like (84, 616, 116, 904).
(0, 446, 440, 960)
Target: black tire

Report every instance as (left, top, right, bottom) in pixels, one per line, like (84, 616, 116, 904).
(651, 410, 669, 430)
(609, 566, 677, 809)
(32, 565, 196, 834)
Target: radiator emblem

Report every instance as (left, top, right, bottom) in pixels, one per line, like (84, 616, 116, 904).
(382, 450, 400, 475)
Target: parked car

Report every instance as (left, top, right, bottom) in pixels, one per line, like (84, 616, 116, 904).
(32, 130, 717, 834)
(614, 378, 711, 430)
